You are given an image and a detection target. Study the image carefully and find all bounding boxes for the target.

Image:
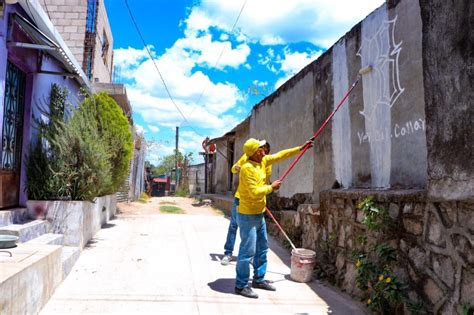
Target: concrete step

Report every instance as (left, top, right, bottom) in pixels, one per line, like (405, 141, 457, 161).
(61, 246, 81, 279)
(0, 220, 48, 243)
(0, 243, 62, 314)
(26, 233, 64, 246)
(0, 208, 29, 226)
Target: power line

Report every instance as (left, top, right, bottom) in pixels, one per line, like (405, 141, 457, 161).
(123, 0, 245, 161)
(123, 0, 194, 131)
(192, 0, 247, 110)
(180, 0, 247, 128)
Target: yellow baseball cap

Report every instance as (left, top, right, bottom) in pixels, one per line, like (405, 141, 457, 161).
(243, 138, 267, 156)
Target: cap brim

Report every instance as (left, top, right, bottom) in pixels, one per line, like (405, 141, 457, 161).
(258, 139, 267, 147)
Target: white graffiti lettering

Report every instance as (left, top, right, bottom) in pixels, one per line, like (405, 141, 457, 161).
(357, 118, 425, 145)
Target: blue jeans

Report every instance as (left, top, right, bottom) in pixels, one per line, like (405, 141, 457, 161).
(224, 198, 239, 256)
(235, 213, 268, 289)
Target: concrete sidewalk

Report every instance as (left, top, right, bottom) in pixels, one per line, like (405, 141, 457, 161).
(40, 202, 366, 314)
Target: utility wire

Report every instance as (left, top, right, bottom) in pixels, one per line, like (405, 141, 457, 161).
(188, 0, 247, 114)
(124, 0, 246, 161)
(181, 0, 247, 157)
(124, 0, 194, 130)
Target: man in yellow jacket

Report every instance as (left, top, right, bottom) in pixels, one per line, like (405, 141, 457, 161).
(221, 141, 271, 266)
(234, 138, 312, 298)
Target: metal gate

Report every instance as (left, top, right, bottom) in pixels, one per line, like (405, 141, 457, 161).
(0, 61, 26, 207)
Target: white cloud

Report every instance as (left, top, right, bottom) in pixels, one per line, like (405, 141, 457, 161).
(279, 48, 322, 75)
(257, 47, 322, 89)
(135, 123, 144, 134)
(148, 125, 160, 133)
(188, 0, 384, 48)
(114, 43, 244, 133)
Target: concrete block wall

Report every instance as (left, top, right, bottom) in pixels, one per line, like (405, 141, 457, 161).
(39, 0, 87, 66)
(40, 0, 114, 83)
(91, 0, 113, 83)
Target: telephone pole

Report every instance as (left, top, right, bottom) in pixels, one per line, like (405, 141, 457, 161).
(175, 126, 179, 191)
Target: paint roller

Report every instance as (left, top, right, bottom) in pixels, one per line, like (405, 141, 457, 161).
(358, 65, 373, 76)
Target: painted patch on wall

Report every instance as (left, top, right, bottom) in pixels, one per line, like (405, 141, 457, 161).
(357, 16, 404, 121)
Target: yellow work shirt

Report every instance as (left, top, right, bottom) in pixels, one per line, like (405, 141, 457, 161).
(231, 154, 272, 198)
(236, 147, 300, 215)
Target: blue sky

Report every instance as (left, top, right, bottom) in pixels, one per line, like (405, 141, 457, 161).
(104, 0, 384, 165)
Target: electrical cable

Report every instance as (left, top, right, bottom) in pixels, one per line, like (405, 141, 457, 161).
(124, 0, 194, 131)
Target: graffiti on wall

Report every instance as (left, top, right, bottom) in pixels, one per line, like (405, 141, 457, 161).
(357, 117, 426, 144)
(357, 16, 404, 122)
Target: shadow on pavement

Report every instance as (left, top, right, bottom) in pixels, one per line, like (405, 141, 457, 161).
(101, 222, 116, 229)
(268, 236, 368, 314)
(209, 253, 237, 263)
(207, 278, 236, 294)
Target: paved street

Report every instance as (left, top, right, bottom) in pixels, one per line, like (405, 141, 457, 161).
(40, 197, 366, 315)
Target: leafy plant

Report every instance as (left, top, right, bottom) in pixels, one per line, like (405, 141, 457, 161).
(354, 197, 423, 314)
(26, 86, 124, 201)
(175, 187, 189, 197)
(26, 84, 71, 200)
(80, 93, 133, 194)
(460, 304, 474, 315)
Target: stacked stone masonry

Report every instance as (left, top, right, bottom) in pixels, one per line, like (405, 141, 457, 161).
(295, 189, 474, 314)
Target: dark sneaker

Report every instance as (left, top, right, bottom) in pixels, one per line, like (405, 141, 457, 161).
(252, 280, 276, 291)
(235, 287, 259, 298)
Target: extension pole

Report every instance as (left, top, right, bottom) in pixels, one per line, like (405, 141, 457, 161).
(266, 66, 372, 249)
(265, 206, 297, 251)
(278, 66, 372, 183)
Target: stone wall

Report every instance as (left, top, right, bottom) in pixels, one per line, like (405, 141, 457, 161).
(295, 189, 474, 314)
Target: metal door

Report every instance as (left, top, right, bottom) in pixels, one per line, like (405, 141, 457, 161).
(0, 61, 26, 208)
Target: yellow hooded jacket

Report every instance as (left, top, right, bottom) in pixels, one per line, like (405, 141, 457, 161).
(236, 147, 300, 214)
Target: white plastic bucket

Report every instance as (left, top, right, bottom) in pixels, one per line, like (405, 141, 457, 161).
(290, 248, 316, 283)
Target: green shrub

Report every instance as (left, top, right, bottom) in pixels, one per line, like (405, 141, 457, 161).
(26, 86, 122, 201)
(58, 105, 112, 200)
(26, 84, 71, 200)
(80, 93, 133, 194)
(175, 187, 189, 197)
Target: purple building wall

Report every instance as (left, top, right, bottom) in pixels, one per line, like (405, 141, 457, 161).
(0, 4, 83, 206)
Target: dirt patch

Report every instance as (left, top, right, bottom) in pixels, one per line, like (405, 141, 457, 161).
(117, 196, 224, 217)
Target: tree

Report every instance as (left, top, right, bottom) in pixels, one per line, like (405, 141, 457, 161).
(155, 150, 193, 181)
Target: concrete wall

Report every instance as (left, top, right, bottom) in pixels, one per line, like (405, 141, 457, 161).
(26, 194, 117, 248)
(419, 0, 474, 201)
(249, 70, 315, 199)
(226, 0, 429, 205)
(188, 163, 205, 195)
(39, 0, 88, 66)
(212, 138, 230, 193)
